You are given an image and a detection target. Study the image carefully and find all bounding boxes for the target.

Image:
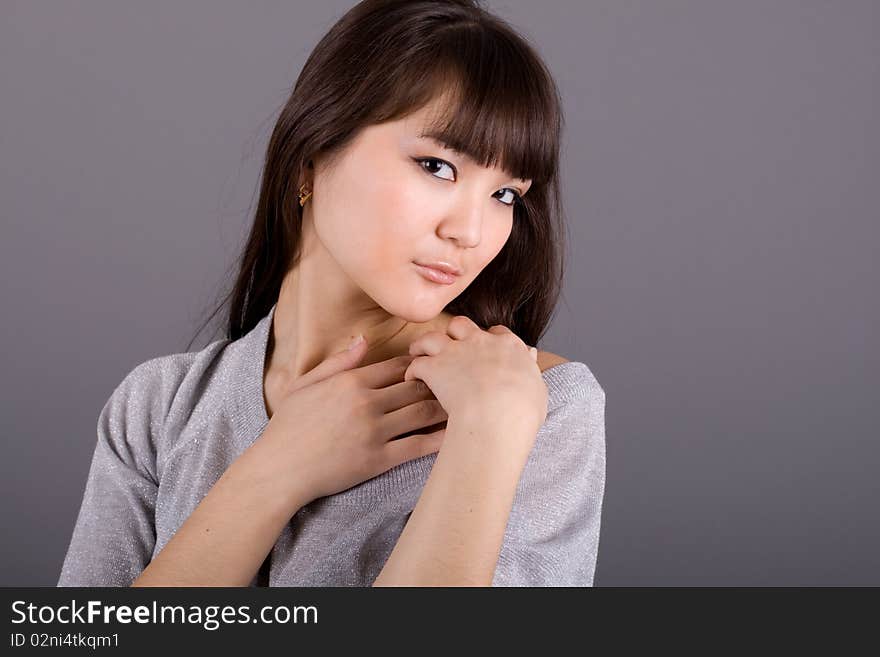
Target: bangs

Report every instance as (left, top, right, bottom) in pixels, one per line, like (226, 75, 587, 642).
(374, 21, 561, 187)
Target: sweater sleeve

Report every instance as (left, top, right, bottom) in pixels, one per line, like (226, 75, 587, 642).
(492, 381, 607, 587)
(57, 362, 162, 587)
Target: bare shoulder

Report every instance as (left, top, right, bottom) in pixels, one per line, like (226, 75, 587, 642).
(536, 350, 570, 373)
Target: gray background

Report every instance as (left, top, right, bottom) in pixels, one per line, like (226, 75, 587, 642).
(1, 1, 877, 586)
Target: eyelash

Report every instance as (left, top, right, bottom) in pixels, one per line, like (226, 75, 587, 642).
(414, 157, 523, 207)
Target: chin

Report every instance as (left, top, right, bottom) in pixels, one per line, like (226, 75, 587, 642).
(372, 280, 457, 324)
(403, 308, 445, 324)
(386, 300, 448, 325)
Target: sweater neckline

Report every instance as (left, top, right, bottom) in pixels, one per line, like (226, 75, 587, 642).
(229, 302, 593, 505)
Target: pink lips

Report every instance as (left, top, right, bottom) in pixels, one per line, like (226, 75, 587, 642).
(414, 263, 458, 285)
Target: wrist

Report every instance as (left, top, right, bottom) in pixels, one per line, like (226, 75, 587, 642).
(240, 428, 314, 517)
(444, 409, 537, 477)
(451, 401, 543, 441)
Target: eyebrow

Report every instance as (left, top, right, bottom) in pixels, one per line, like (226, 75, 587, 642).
(416, 130, 531, 186)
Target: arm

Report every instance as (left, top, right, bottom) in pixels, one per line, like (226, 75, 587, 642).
(374, 381, 606, 587)
(132, 426, 309, 587)
(372, 411, 533, 586)
(492, 388, 606, 586)
(59, 364, 161, 587)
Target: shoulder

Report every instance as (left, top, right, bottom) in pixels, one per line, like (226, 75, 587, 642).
(107, 351, 199, 411)
(101, 341, 228, 446)
(98, 354, 192, 451)
(537, 355, 605, 416)
(536, 349, 570, 373)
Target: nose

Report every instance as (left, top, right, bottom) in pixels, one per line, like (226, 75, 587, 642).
(437, 193, 485, 248)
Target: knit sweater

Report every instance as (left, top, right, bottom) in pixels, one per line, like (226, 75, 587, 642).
(57, 303, 606, 587)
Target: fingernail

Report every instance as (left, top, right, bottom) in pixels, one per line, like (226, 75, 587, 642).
(347, 334, 364, 350)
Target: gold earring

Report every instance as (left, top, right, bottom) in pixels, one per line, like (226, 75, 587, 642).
(298, 184, 313, 207)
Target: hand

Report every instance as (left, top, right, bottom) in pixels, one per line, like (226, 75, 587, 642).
(404, 316, 549, 438)
(256, 337, 448, 508)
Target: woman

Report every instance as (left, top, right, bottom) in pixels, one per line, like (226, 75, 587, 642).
(58, 0, 606, 587)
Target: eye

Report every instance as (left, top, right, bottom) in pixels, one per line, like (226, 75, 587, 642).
(494, 188, 522, 207)
(416, 157, 456, 181)
(414, 157, 523, 208)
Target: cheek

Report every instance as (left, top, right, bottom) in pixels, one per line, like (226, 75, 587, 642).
(357, 185, 420, 273)
(317, 172, 423, 283)
(482, 218, 514, 261)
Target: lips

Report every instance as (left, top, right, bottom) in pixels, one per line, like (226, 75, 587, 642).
(413, 260, 463, 276)
(413, 262, 459, 285)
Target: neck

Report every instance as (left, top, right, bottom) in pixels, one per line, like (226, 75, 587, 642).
(265, 266, 451, 386)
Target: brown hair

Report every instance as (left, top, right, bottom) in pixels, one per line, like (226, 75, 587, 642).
(186, 0, 566, 351)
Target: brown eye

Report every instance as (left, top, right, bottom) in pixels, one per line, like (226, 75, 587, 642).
(416, 157, 522, 208)
(416, 157, 456, 181)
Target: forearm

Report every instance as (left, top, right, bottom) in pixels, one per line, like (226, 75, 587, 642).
(132, 430, 307, 587)
(373, 413, 533, 586)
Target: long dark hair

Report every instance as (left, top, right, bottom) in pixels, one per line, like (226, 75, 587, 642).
(185, 0, 566, 351)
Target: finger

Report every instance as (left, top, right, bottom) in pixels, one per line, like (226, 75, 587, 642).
(373, 378, 436, 413)
(381, 398, 447, 438)
(444, 315, 482, 340)
(350, 354, 416, 389)
(296, 334, 369, 389)
(382, 429, 445, 469)
(487, 325, 529, 352)
(408, 331, 453, 357)
(488, 324, 527, 345)
(403, 355, 429, 383)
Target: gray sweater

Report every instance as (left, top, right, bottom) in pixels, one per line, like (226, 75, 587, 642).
(57, 303, 606, 587)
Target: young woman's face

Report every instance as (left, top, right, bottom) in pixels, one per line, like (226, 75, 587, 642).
(307, 100, 532, 324)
